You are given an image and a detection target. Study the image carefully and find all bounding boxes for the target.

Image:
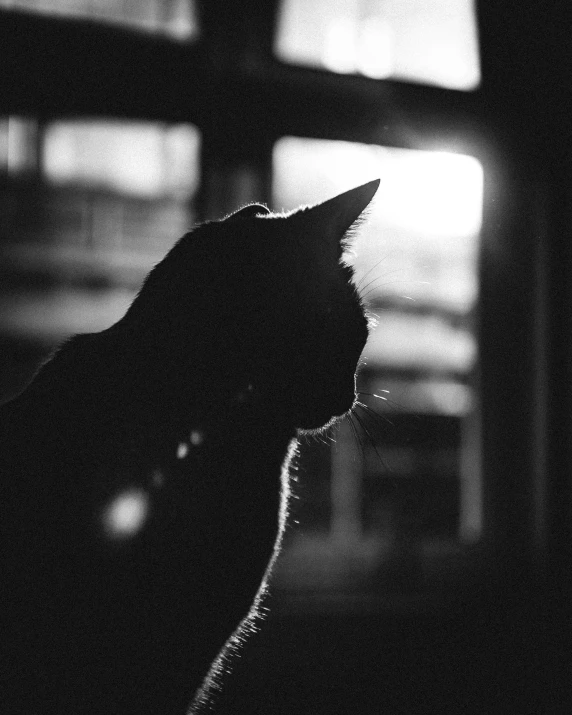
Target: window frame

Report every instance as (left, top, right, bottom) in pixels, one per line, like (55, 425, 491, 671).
(1, 0, 571, 590)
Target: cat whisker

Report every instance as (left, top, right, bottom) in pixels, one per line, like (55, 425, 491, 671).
(357, 391, 402, 412)
(354, 255, 390, 291)
(354, 399, 395, 428)
(357, 264, 411, 288)
(357, 390, 388, 401)
(316, 430, 334, 446)
(359, 278, 432, 303)
(356, 265, 421, 294)
(300, 424, 336, 447)
(321, 427, 336, 444)
(345, 411, 365, 463)
(301, 431, 325, 447)
(351, 403, 389, 470)
(357, 272, 407, 299)
(357, 389, 397, 405)
(356, 390, 420, 417)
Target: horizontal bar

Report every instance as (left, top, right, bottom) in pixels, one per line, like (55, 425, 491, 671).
(0, 9, 483, 154)
(0, 10, 205, 123)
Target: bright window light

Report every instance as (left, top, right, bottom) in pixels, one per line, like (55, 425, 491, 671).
(43, 120, 200, 199)
(0, 0, 198, 39)
(273, 137, 483, 237)
(273, 137, 483, 556)
(273, 136, 483, 319)
(276, 0, 480, 90)
(381, 150, 483, 237)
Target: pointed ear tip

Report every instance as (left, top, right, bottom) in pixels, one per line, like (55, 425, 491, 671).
(350, 178, 380, 207)
(361, 178, 381, 194)
(344, 178, 380, 201)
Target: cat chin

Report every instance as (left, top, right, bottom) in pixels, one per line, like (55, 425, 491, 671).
(295, 389, 357, 432)
(296, 412, 346, 435)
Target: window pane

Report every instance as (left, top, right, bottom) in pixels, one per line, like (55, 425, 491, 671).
(276, 0, 480, 90)
(274, 137, 482, 315)
(0, 0, 198, 38)
(273, 136, 483, 599)
(0, 119, 200, 344)
(43, 120, 199, 200)
(0, 116, 40, 175)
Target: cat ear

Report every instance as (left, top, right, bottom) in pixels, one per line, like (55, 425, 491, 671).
(227, 203, 271, 220)
(301, 179, 380, 256)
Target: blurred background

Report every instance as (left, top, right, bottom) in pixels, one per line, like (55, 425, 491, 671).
(1, 1, 571, 712)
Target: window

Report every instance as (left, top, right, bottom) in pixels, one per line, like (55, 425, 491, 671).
(0, 119, 199, 343)
(276, 0, 480, 89)
(1, 2, 570, 710)
(44, 120, 198, 200)
(273, 137, 483, 592)
(0, 0, 197, 37)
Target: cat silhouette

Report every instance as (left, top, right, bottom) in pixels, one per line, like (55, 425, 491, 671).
(0, 179, 379, 714)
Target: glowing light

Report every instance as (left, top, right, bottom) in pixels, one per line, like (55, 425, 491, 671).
(358, 17, 393, 79)
(177, 442, 189, 459)
(419, 381, 474, 415)
(190, 430, 204, 446)
(273, 138, 382, 210)
(43, 121, 200, 198)
(276, 0, 480, 90)
(103, 488, 149, 539)
(381, 150, 483, 237)
(274, 138, 483, 238)
(362, 313, 477, 372)
(274, 137, 483, 315)
(323, 18, 356, 74)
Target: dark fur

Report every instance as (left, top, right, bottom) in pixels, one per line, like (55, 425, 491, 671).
(0, 181, 378, 714)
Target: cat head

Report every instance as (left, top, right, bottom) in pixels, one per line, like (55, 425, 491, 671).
(128, 180, 379, 431)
